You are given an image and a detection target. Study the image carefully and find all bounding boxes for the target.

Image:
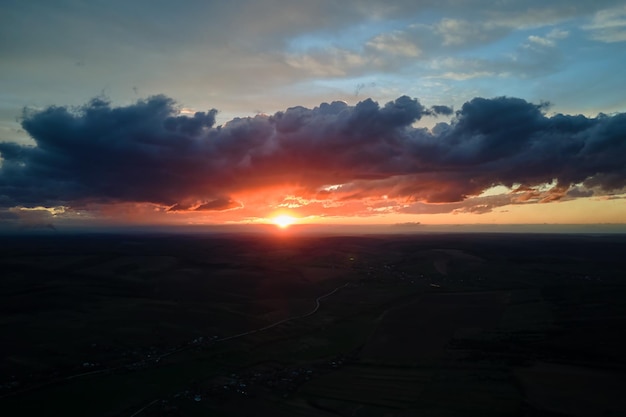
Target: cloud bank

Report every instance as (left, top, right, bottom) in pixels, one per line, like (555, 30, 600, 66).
(1, 95, 624, 221)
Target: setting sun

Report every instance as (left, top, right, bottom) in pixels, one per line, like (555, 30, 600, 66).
(272, 215, 296, 228)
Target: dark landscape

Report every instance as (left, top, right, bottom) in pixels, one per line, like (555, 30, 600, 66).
(1, 231, 626, 416)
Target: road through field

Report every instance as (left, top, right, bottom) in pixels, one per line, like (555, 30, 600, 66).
(127, 281, 350, 416)
(0, 281, 351, 417)
(216, 282, 350, 342)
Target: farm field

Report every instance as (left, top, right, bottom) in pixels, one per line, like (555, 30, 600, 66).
(1, 232, 625, 416)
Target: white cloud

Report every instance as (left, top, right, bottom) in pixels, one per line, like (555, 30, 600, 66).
(285, 48, 369, 77)
(436, 18, 501, 46)
(427, 57, 501, 80)
(485, 8, 572, 30)
(526, 28, 569, 48)
(433, 71, 497, 81)
(366, 32, 421, 57)
(584, 5, 626, 42)
(437, 19, 475, 46)
(284, 28, 425, 78)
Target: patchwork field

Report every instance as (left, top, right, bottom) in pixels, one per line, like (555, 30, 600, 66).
(1, 232, 625, 416)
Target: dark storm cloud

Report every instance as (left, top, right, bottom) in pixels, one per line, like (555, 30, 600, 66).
(0, 95, 624, 210)
(429, 105, 454, 116)
(167, 198, 242, 212)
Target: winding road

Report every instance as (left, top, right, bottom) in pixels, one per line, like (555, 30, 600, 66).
(216, 282, 349, 342)
(1, 281, 351, 413)
(129, 281, 350, 415)
(1, 281, 351, 417)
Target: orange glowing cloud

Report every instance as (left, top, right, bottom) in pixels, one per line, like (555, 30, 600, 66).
(0, 94, 624, 227)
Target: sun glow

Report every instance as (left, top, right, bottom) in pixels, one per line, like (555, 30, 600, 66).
(272, 214, 296, 228)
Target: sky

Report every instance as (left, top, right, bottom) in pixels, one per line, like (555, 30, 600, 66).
(1, 0, 625, 230)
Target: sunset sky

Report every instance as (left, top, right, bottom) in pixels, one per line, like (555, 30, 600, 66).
(1, 0, 625, 230)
